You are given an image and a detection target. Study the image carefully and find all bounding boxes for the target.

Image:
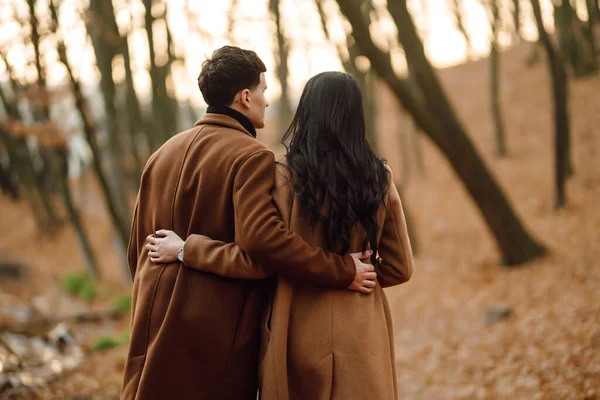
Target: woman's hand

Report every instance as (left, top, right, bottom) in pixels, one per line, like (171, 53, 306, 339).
(348, 250, 377, 294)
(146, 230, 185, 264)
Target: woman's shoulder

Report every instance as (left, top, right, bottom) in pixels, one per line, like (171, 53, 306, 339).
(274, 156, 293, 187)
(381, 161, 396, 205)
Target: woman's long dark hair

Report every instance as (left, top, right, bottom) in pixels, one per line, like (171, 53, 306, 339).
(282, 71, 389, 263)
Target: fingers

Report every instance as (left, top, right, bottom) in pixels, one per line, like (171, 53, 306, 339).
(348, 279, 377, 294)
(359, 250, 373, 260)
(355, 285, 373, 294)
(146, 235, 159, 245)
(362, 264, 375, 272)
(362, 279, 376, 288)
(148, 250, 160, 258)
(155, 230, 169, 237)
(145, 243, 158, 252)
(363, 271, 377, 280)
(350, 250, 373, 260)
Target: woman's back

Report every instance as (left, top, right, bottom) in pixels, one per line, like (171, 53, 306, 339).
(259, 71, 413, 400)
(258, 160, 413, 400)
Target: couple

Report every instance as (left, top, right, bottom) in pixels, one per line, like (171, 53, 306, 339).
(121, 45, 414, 400)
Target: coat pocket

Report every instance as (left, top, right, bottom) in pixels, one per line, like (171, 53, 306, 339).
(260, 292, 273, 355)
(222, 288, 258, 377)
(288, 353, 334, 400)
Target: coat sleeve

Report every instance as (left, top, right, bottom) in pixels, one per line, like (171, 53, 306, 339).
(181, 150, 356, 288)
(376, 166, 414, 288)
(182, 234, 270, 280)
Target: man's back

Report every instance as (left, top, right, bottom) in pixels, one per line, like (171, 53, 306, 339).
(122, 114, 268, 400)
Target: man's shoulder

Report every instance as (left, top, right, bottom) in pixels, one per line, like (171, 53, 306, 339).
(197, 121, 271, 155)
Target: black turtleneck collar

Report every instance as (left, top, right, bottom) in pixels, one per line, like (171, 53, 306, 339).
(206, 105, 257, 138)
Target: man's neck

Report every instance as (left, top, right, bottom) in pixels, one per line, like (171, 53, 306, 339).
(206, 105, 256, 138)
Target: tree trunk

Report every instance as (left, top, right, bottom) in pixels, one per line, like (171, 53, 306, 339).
(87, 0, 131, 217)
(226, 0, 239, 43)
(143, 0, 177, 148)
(144, 0, 164, 149)
(348, 42, 377, 149)
(26, 0, 61, 225)
(451, 0, 472, 59)
(23, 2, 100, 275)
(269, 0, 293, 143)
(531, 0, 570, 209)
(54, 147, 101, 278)
(490, 0, 507, 157)
(400, 125, 411, 185)
(55, 38, 131, 280)
(121, 36, 145, 183)
(163, 15, 180, 136)
(0, 129, 46, 226)
(555, 0, 597, 77)
(410, 121, 424, 176)
(316, 0, 377, 149)
(513, 0, 522, 41)
(364, 72, 377, 150)
(0, 74, 60, 228)
(585, 0, 599, 64)
(0, 146, 19, 199)
(27, 0, 50, 120)
(336, 0, 545, 265)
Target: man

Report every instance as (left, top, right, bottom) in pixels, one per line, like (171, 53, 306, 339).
(121, 46, 376, 400)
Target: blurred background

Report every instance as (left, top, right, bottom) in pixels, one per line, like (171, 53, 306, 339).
(0, 0, 599, 398)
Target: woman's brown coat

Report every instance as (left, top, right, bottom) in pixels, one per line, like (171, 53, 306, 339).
(185, 159, 414, 399)
(121, 114, 359, 400)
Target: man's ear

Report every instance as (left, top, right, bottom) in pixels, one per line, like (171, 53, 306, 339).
(239, 89, 251, 109)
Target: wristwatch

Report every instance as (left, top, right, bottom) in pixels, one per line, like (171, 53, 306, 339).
(177, 246, 184, 263)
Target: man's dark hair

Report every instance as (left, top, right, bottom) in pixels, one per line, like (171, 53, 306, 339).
(197, 46, 267, 106)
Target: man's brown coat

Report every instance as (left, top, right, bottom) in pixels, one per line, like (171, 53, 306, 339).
(121, 114, 357, 400)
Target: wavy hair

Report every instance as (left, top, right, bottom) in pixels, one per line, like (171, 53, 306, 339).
(282, 72, 389, 264)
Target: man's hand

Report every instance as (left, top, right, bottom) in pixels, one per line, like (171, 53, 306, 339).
(146, 230, 185, 263)
(348, 250, 377, 294)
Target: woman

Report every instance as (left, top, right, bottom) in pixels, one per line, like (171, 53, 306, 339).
(147, 71, 414, 399)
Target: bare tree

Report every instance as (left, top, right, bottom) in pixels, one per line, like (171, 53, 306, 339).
(315, 0, 377, 148)
(513, 0, 522, 41)
(52, 1, 130, 279)
(555, 0, 597, 77)
(143, 0, 178, 149)
(270, 0, 293, 140)
(226, 0, 238, 43)
(0, 121, 47, 227)
(87, 0, 131, 213)
(25, 0, 62, 225)
(336, 0, 545, 265)
(52, 138, 101, 278)
(485, 0, 507, 156)
(120, 28, 146, 182)
(0, 49, 60, 228)
(530, 0, 571, 209)
(584, 0, 599, 64)
(0, 139, 19, 200)
(450, 0, 473, 59)
(591, 0, 600, 21)
(25, 0, 101, 276)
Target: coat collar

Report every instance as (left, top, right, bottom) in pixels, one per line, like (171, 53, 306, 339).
(195, 106, 256, 138)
